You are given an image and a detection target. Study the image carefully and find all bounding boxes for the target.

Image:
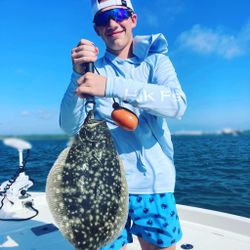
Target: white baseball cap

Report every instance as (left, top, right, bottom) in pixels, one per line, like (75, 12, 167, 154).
(90, 0, 134, 18)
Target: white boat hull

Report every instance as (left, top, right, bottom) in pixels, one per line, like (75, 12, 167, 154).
(0, 192, 249, 249)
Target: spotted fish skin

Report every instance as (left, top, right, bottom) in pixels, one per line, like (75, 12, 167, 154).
(46, 111, 128, 250)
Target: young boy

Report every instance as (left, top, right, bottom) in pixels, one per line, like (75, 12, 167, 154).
(60, 0, 187, 249)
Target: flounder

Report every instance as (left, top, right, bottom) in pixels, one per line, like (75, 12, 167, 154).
(46, 110, 128, 250)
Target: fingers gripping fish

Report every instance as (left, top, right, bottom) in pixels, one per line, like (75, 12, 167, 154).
(46, 110, 128, 250)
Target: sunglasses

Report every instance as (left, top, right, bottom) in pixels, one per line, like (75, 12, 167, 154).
(94, 8, 133, 27)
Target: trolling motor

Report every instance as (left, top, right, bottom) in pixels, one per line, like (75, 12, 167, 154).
(0, 138, 38, 221)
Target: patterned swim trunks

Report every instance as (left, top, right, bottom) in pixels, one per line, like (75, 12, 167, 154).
(100, 193, 182, 249)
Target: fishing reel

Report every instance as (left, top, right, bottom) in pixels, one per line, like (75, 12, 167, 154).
(0, 138, 38, 221)
(111, 101, 138, 131)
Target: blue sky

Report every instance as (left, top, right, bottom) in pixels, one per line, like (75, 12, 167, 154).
(0, 0, 249, 135)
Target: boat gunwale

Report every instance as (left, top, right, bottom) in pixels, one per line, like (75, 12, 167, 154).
(177, 204, 250, 238)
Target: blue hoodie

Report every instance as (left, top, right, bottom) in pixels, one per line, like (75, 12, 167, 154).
(60, 33, 187, 194)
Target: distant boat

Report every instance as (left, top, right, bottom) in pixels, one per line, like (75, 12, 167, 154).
(221, 128, 241, 136)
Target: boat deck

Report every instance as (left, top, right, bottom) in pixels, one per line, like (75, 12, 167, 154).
(1, 192, 250, 249)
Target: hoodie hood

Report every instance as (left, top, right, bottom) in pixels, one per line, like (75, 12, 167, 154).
(133, 33, 168, 61)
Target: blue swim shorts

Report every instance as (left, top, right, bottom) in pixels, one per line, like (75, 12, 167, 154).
(100, 193, 182, 249)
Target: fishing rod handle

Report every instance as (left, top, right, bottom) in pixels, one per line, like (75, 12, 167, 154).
(84, 62, 96, 110)
(85, 62, 94, 73)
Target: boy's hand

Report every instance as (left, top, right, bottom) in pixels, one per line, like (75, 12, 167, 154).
(72, 39, 99, 74)
(75, 72, 107, 98)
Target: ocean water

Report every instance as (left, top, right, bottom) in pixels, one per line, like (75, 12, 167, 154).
(0, 135, 249, 218)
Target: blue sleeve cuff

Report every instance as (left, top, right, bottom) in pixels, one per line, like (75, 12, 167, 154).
(72, 70, 82, 81)
(105, 76, 114, 97)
